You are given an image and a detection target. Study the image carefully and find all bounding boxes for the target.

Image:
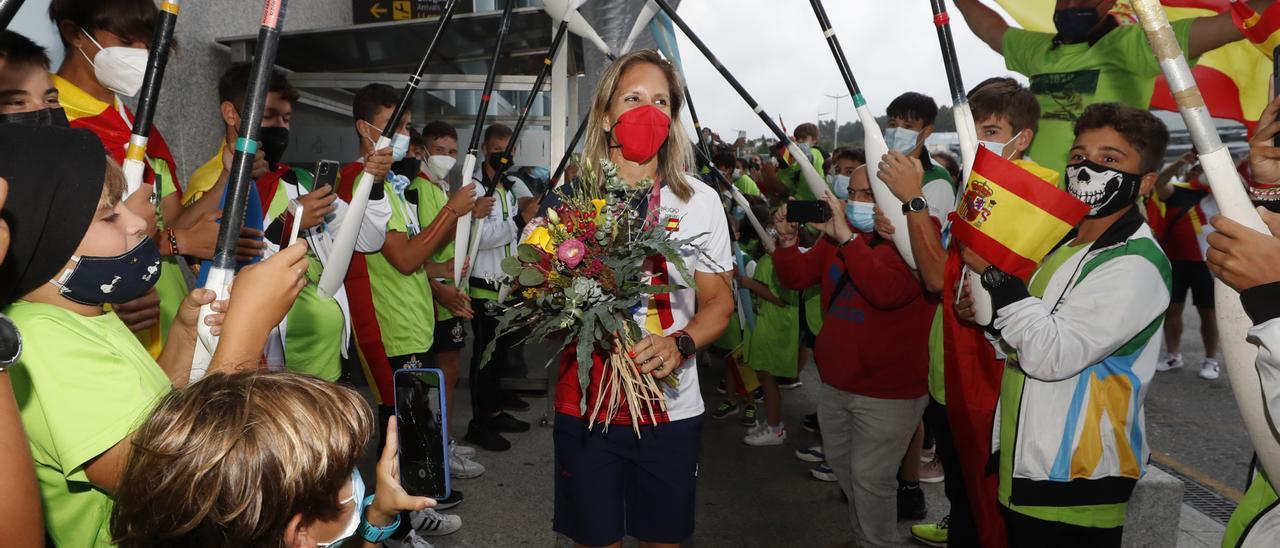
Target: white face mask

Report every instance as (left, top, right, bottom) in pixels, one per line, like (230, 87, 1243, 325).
(78, 29, 148, 97)
(883, 127, 921, 155)
(316, 469, 366, 547)
(426, 154, 457, 183)
(732, 168, 742, 179)
(978, 131, 1022, 160)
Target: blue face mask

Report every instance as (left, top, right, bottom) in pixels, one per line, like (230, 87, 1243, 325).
(390, 132, 411, 162)
(831, 174, 851, 200)
(731, 205, 747, 221)
(883, 127, 920, 155)
(50, 237, 162, 306)
(845, 201, 876, 233)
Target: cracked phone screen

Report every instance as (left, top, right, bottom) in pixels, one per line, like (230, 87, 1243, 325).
(395, 369, 448, 499)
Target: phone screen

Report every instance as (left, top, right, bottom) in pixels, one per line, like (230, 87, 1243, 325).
(786, 199, 832, 224)
(394, 368, 450, 500)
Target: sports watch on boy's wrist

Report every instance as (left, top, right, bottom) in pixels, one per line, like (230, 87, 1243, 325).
(901, 196, 928, 215)
(980, 265, 1010, 291)
(671, 330, 696, 359)
(356, 495, 400, 543)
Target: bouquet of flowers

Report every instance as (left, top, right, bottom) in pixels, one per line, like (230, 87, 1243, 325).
(481, 158, 703, 433)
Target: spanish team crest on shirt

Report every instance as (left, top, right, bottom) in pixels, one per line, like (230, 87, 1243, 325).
(665, 217, 681, 232)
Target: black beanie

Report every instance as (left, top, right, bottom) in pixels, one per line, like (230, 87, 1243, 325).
(0, 124, 108, 308)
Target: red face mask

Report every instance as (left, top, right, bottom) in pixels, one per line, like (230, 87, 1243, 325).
(610, 105, 671, 163)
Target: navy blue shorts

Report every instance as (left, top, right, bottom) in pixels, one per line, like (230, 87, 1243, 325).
(553, 413, 702, 546)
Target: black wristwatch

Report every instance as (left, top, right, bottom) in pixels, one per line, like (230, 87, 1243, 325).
(980, 265, 1010, 290)
(671, 330, 696, 359)
(901, 196, 928, 215)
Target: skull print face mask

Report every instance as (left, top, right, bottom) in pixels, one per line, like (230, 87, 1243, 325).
(1065, 159, 1142, 218)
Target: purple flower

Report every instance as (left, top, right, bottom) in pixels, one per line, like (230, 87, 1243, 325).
(557, 238, 586, 268)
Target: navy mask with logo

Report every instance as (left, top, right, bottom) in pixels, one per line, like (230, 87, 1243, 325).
(51, 238, 162, 306)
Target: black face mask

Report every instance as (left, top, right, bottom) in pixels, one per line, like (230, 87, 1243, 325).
(1054, 7, 1102, 44)
(258, 126, 290, 167)
(0, 107, 70, 128)
(391, 157, 421, 179)
(1066, 159, 1143, 218)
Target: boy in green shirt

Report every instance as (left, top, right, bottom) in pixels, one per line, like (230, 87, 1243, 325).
(0, 124, 299, 547)
(952, 0, 1256, 175)
(777, 122, 826, 200)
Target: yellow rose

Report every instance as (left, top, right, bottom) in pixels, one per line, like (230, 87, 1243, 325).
(524, 226, 556, 253)
(592, 199, 607, 216)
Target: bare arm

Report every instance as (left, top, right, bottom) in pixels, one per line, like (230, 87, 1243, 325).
(905, 212, 949, 294)
(739, 275, 786, 306)
(953, 0, 1011, 54)
(1187, 1, 1269, 58)
(0, 377, 44, 547)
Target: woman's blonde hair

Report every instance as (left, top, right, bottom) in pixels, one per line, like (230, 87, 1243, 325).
(110, 372, 374, 548)
(582, 49, 695, 201)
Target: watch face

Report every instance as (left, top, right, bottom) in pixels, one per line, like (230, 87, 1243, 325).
(982, 268, 1005, 288)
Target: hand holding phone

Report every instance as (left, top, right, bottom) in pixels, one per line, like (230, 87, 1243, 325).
(393, 368, 451, 500)
(786, 199, 832, 224)
(313, 160, 340, 223)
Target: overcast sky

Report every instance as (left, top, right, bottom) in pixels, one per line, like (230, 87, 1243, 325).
(672, 0, 1024, 141)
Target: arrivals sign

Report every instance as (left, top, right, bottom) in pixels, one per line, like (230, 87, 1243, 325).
(352, 0, 467, 24)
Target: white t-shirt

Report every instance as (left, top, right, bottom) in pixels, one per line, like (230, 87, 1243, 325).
(633, 176, 733, 422)
(554, 175, 733, 424)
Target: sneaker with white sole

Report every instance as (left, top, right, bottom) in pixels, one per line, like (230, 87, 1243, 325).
(810, 463, 837, 482)
(1200, 358, 1221, 380)
(449, 446, 485, 479)
(451, 440, 475, 458)
(919, 457, 945, 484)
(1156, 352, 1184, 372)
(384, 530, 434, 548)
(795, 445, 825, 463)
(411, 508, 462, 536)
(744, 424, 786, 446)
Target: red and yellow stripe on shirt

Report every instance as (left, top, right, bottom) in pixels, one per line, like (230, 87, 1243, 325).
(950, 147, 1091, 279)
(996, 0, 1273, 131)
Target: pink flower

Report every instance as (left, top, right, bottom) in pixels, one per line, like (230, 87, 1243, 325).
(557, 238, 586, 268)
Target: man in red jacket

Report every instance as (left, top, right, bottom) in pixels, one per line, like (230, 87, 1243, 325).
(774, 170, 934, 548)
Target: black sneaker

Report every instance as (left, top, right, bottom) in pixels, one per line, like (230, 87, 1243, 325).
(500, 392, 531, 412)
(464, 420, 511, 452)
(897, 482, 927, 522)
(488, 411, 531, 433)
(434, 489, 464, 510)
(751, 387, 764, 403)
(802, 413, 820, 433)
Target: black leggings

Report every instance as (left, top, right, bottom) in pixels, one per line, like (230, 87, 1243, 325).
(469, 298, 506, 419)
(925, 399, 981, 548)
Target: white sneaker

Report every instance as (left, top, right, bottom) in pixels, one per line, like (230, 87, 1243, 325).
(1199, 358, 1221, 380)
(1156, 353, 1184, 372)
(410, 508, 462, 536)
(794, 445, 825, 463)
(449, 446, 485, 479)
(743, 424, 787, 446)
(451, 440, 476, 458)
(384, 530, 435, 548)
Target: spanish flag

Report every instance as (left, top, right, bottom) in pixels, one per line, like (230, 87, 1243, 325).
(1229, 0, 1280, 56)
(996, 0, 1273, 130)
(949, 147, 1090, 279)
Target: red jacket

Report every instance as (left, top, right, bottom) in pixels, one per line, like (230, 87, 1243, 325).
(774, 235, 931, 399)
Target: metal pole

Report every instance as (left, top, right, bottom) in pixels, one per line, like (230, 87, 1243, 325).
(1131, 0, 1280, 492)
(191, 0, 290, 380)
(0, 0, 24, 31)
(454, 0, 518, 287)
(121, 0, 181, 199)
(318, 0, 461, 297)
(804, 0, 916, 267)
